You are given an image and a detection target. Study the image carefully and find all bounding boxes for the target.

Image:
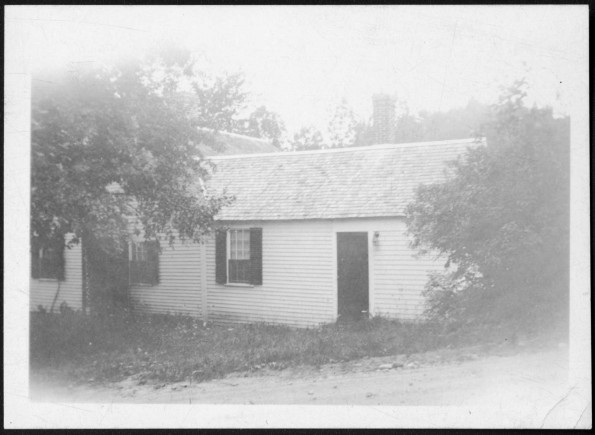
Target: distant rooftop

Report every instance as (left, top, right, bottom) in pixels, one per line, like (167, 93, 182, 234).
(198, 128, 279, 156)
(207, 138, 484, 221)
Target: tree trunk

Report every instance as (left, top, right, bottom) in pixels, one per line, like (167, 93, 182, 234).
(49, 280, 62, 314)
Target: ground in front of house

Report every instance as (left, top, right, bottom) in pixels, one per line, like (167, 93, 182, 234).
(30, 311, 589, 427)
(31, 341, 573, 412)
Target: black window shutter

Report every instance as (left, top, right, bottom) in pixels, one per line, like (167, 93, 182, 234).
(147, 241, 160, 285)
(249, 227, 263, 286)
(215, 230, 227, 284)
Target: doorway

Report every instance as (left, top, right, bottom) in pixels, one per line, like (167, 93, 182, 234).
(337, 232, 369, 321)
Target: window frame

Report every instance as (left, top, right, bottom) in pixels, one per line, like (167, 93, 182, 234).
(131, 241, 148, 263)
(215, 227, 262, 287)
(226, 228, 252, 285)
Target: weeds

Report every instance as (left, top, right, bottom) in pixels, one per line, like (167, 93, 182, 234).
(30, 310, 561, 386)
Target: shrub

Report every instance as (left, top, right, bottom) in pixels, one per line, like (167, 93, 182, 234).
(407, 80, 569, 335)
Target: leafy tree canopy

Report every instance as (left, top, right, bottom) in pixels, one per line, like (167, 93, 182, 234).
(289, 126, 325, 151)
(327, 100, 358, 149)
(31, 48, 244, 254)
(405, 79, 570, 331)
(351, 98, 491, 147)
(233, 105, 286, 148)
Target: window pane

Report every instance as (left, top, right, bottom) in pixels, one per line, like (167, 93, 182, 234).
(236, 231, 240, 259)
(236, 230, 249, 260)
(228, 230, 251, 265)
(230, 231, 236, 259)
(229, 259, 251, 284)
(243, 237, 247, 258)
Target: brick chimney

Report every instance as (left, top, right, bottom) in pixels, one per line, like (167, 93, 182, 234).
(372, 94, 396, 144)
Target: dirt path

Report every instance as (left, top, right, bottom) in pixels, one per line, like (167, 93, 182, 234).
(31, 344, 572, 408)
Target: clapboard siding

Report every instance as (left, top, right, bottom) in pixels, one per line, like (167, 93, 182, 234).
(206, 220, 335, 327)
(204, 217, 445, 326)
(371, 219, 446, 320)
(130, 241, 203, 317)
(30, 239, 83, 311)
(31, 218, 446, 325)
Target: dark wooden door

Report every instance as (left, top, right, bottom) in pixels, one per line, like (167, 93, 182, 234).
(337, 232, 369, 321)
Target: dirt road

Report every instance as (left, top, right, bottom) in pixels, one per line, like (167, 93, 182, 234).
(32, 344, 572, 407)
(23, 342, 592, 429)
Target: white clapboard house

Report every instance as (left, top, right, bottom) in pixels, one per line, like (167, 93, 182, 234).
(30, 137, 480, 327)
(31, 95, 481, 327)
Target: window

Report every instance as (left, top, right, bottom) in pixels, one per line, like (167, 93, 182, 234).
(31, 245, 65, 280)
(228, 229, 251, 284)
(216, 228, 262, 286)
(129, 241, 159, 285)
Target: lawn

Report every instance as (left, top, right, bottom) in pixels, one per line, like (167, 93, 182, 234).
(29, 309, 522, 386)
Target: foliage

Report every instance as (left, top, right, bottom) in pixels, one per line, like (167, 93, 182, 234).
(351, 98, 490, 146)
(353, 120, 375, 147)
(233, 105, 286, 148)
(327, 100, 358, 148)
(411, 99, 490, 143)
(406, 79, 570, 331)
(31, 48, 243, 254)
(392, 101, 424, 143)
(289, 97, 489, 150)
(30, 310, 449, 385)
(289, 126, 325, 151)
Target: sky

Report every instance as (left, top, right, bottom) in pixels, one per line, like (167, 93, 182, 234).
(7, 5, 588, 134)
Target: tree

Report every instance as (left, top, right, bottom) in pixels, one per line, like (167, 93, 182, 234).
(350, 98, 490, 146)
(393, 101, 423, 143)
(233, 105, 286, 148)
(414, 99, 490, 142)
(31, 50, 245, 258)
(405, 80, 570, 332)
(353, 120, 375, 147)
(288, 126, 325, 151)
(327, 101, 357, 148)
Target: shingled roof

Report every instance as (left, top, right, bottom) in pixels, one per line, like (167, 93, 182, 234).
(207, 138, 482, 221)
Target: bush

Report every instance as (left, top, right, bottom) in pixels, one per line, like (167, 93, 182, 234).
(407, 80, 569, 335)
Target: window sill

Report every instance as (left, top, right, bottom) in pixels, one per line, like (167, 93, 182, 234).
(35, 278, 60, 282)
(130, 283, 156, 287)
(224, 283, 254, 288)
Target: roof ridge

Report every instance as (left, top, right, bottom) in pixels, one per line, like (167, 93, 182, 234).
(209, 137, 483, 160)
(197, 127, 271, 144)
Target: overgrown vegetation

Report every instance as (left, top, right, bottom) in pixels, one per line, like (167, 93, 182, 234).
(31, 48, 238, 255)
(30, 309, 528, 386)
(406, 79, 570, 334)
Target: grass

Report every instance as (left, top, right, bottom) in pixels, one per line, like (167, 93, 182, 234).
(30, 308, 563, 386)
